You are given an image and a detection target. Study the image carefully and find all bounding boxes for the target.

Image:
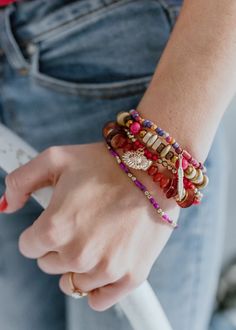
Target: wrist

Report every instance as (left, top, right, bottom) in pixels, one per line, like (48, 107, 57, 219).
(137, 77, 212, 163)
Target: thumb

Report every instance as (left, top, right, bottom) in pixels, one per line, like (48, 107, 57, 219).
(2, 147, 65, 213)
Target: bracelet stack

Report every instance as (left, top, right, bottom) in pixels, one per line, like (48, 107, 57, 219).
(103, 109, 209, 229)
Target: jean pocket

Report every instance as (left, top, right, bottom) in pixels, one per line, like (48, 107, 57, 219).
(26, 0, 172, 98)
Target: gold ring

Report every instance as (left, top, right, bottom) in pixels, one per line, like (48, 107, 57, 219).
(68, 272, 88, 299)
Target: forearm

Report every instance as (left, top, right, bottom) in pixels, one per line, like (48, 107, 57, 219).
(138, 0, 236, 162)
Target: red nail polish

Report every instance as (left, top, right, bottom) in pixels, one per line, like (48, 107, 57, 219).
(0, 194, 8, 212)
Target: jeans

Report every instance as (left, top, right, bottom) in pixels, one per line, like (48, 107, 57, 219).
(0, 1, 231, 329)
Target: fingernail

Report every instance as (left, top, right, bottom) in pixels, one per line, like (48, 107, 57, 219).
(0, 194, 8, 212)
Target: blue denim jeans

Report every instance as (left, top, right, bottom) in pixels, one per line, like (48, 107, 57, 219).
(0, 1, 232, 329)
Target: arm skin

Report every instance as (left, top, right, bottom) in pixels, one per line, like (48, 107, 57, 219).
(2, 0, 236, 311)
(138, 0, 236, 163)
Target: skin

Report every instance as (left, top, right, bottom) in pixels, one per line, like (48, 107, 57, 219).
(1, 0, 236, 311)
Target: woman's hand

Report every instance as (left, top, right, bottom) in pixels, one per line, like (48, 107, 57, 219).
(2, 143, 179, 311)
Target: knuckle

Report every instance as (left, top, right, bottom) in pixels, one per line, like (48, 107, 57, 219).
(5, 173, 20, 192)
(102, 259, 118, 282)
(43, 146, 64, 166)
(35, 221, 61, 249)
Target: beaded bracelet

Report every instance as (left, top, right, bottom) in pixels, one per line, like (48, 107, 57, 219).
(114, 110, 209, 208)
(106, 144, 177, 228)
(103, 123, 203, 205)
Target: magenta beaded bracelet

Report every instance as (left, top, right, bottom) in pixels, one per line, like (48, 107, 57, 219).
(106, 144, 177, 229)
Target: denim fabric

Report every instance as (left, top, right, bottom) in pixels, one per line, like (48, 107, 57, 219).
(0, 1, 231, 329)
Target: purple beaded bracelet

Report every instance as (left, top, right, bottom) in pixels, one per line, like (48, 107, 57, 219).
(106, 144, 178, 229)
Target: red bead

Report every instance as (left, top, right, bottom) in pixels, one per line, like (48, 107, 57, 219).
(164, 177, 177, 198)
(177, 189, 195, 208)
(152, 154, 158, 161)
(148, 166, 158, 176)
(130, 122, 141, 135)
(153, 173, 163, 182)
(183, 178, 192, 188)
(110, 134, 127, 149)
(123, 144, 133, 152)
(160, 177, 171, 189)
(102, 122, 117, 138)
(144, 149, 149, 156)
(146, 152, 152, 159)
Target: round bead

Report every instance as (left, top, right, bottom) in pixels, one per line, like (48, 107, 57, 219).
(110, 134, 127, 149)
(130, 122, 141, 135)
(176, 158, 189, 170)
(160, 177, 171, 189)
(148, 166, 158, 176)
(172, 142, 179, 149)
(125, 120, 133, 128)
(139, 130, 147, 138)
(117, 112, 130, 126)
(102, 122, 117, 138)
(175, 147, 183, 154)
(143, 120, 152, 128)
(166, 136, 172, 143)
(153, 172, 163, 182)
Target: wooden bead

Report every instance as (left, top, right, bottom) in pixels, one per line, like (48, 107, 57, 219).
(156, 143, 166, 153)
(177, 189, 195, 208)
(103, 122, 117, 138)
(184, 166, 197, 180)
(197, 175, 209, 189)
(160, 145, 172, 158)
(147, 134, 158, 147)
(152, 138, 162, 151)
(143, 132, 153, 143)
(191, 169, 204, 184)
(116, 112, 130, 126)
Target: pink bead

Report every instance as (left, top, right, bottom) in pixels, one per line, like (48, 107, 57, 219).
(166, 136, 172, 143)
(176, 158, 188, 170)
(182, 158, 189, 170)
(130, 122, 141, 134)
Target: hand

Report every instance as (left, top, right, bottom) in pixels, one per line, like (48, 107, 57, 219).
(3, 143, 179, 311)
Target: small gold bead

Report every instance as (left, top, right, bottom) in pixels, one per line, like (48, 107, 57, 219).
(126, 120, 133, 128)
(171, 155, 178, 164)
(139, 130, 147, 138)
